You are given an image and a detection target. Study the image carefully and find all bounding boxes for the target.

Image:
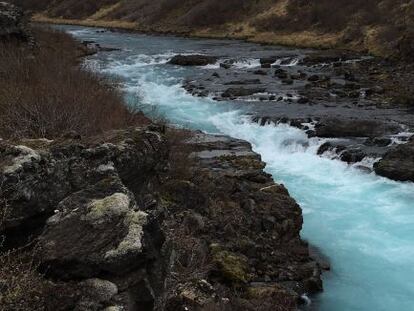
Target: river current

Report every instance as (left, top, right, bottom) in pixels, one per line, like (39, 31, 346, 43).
(58, 25, 414, 311)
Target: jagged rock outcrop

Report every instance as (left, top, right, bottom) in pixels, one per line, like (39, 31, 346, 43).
(0, 1, 28, 40)
(0, 125, 322, 310)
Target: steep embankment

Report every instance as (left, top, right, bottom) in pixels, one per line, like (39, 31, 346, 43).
(15, 0, 414, 60)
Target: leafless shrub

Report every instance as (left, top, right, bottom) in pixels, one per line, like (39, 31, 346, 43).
(162, 127, 196, 181)
(0, 247, 49, 311)
(0, 27, 146, 139)
(0, 187, 47, 310)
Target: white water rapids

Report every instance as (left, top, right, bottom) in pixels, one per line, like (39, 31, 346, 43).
(64, 26, 414, 311)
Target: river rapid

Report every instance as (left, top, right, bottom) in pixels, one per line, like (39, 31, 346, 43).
(58, 25, 414, 311)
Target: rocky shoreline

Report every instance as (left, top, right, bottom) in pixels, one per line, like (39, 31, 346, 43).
(1, 4, 323, 309)
(173, 52, 414, 182)
(2, 2, 414, 310)
(1, 125, 322, 310)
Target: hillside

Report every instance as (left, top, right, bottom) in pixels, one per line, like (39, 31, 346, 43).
(13, 0, 414, 60)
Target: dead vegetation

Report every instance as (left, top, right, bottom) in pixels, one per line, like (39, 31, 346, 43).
(17, 0, 414, 59)
(252, 0, 414, 59)
(0, 248, 47, 311)
(0, 26, 146, 140)
(0, 188, 45, 311)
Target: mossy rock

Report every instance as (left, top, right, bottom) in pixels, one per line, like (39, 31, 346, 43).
(212, 249, 250, 285)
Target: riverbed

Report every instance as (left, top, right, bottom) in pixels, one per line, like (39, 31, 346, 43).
(57, 25, 414, 311)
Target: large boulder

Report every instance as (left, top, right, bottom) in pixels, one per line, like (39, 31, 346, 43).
(39, 176, 148, 278)
(168, 54, 217, 66)
(374, 139, 414, 182)
(0, 127, 166, 231)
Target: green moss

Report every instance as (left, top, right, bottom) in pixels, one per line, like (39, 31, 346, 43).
(212, 249, 250, 285)
(86, 192, 130, 225)
(105, 210, 147, 260)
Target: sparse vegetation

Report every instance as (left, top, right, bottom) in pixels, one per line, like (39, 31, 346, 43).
(0, 249, 47, 310)
(0, 187, 45, 311)
(17, 0, 414, 59)
(0, 27, 146, 140)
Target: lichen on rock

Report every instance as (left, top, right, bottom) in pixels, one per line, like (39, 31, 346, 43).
(85, 192, 131, 225)
(104, 209, 148, 261)
(2, 145, 41, 174)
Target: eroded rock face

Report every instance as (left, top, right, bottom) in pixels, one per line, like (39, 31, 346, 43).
(0, 2, 27, 40)
(1, 126, 322, 310)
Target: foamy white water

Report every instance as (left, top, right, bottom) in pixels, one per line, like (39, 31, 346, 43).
(61, 25, 414, 311)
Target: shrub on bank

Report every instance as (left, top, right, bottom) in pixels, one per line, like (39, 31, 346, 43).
(0, 27, 146, 139)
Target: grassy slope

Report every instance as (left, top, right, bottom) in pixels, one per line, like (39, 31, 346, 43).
(22, 0, 414, 59)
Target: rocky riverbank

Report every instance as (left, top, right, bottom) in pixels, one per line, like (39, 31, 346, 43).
(170, 51, 414, 183)
(16, 1, 414, 182)
(0, 4, 323, 309)
(0, 125, 322, 310)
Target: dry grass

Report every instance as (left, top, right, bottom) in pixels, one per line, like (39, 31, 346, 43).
(0, 188, 46, 311)
(0, 249, 48, 311)
(164, 128, 196, 181)
(0, 27, 145, 140)
(32, 13, 138, 29)
(15, 0, 414, 58)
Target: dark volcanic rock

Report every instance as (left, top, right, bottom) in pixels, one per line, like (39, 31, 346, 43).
(39, 176, 149, 279)
(275, 69, 288, 79)
(184, 134, 322, 299)
(253, 69, 267, 75)
(374, 139, 414, 182)
(168, 54, 217, 66)
(222, 87, 266, 98)
(317, 142, 333, 155)
(224, 79, 261, 85)
(0, 128, 165, 230)
(220, 62, 232, 69)
(340, 149, 366, 163)
(1, 126, 322, 310)
(260, 56, 277, 65)
(315, 119, 401, 138)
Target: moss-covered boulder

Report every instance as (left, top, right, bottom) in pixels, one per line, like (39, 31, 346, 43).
(211, 246, 250, 285)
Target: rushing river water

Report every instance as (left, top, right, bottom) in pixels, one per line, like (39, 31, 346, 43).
(59, 25, 414, 311)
